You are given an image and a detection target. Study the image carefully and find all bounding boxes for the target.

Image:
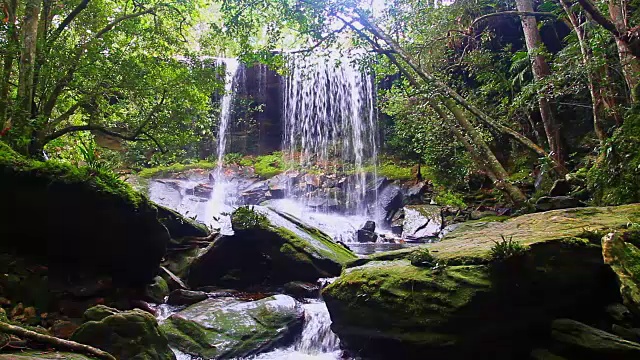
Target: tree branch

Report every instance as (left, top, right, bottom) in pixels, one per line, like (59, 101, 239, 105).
(0, 321, 115, 360)
(289, 21, 353, 54)
(47, 0, 91, 45)
(574, 0, 619, 36)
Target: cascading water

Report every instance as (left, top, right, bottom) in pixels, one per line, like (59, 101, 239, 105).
(282, 52, 378, 217)
(207, 58, 241, 233)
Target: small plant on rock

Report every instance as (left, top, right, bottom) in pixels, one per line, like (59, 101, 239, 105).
(490, 235, 527, 261)
(232, 206, 267, 231)
(409, 248, 435, 267)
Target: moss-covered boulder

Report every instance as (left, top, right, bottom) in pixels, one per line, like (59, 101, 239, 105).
(0, 142, 169, 285)
(551, 318, 640, 359)
(156, 204, 209, 240)
(187, 206, 356, 288)
(323, 205, 640, 359)
(71, 306, 175, 360)
(160, 294, 304, 359)
(603, 230, 640, 317)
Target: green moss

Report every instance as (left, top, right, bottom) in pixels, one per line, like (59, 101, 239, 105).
(137, 161, 217, 178)
(253, 152, 285, 178)
(1, 141, 144, 208)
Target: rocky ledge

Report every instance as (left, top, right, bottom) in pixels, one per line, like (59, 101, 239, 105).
(323, 204, 640, 359)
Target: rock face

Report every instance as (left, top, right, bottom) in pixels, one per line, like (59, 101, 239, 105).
(400, 205, 442, 240)
(161, 295, 304, 359)
(71, 306, 175, 360)
(602, 230, 640, 317)
(0, 143, 173, 286)
(535, 196, 585, 211)
(323, 205, 640, 359)
(187, 206, 356, 289)
(551, 319, 640, 359)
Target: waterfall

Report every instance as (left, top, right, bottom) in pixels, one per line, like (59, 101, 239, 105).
(282, 52, 378, 216)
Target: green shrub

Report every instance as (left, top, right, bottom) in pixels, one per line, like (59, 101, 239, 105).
(434, 189, 466, 208)
(490, 235, 527, 261)
(232, 206, 268, 231)
(224, 153, 243, 165)
(254, 152, 284, 178)
(137, 161, 217, 178)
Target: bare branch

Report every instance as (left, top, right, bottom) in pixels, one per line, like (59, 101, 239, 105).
(574, 0, 619, 36)
(48, 0, 91, 45)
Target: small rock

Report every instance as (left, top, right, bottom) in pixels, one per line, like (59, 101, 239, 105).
(535, 196, 585, 211)
(284, 281, 320, 298)
(167, 289, 208, 306)
(356, 229, 378, 243)
(361, 220, 376, 233)
(145, 276, 169, 303)
(51, 320, 78, 339)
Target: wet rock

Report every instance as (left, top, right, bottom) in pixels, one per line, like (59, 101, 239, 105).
(390, 209, 404, 235)
(602, 231, 640, 317)
(324, 205, 640, 359)
(549, 179, 572, 196)
(401, 205, 442, 240)
(535, 196, 585, 211)
(361, 221, 376, 232)
(551, 318, 640, 359)
(145, 276, 169, 303)
(159, 266, 188, 291)
(356, 229, 378, 243)
(72, 306, 175, 360)
(193, 183, 213, 198)
(161, 295, 304, 359)
(187, 207, 356, 289)
(284, 281, 321, 298)
(167, 289, 208, 306)
(606, 303, 634, 325)
(378, 185, 403, 213)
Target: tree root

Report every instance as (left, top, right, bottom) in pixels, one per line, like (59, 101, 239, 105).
(0, 321, 116, 360)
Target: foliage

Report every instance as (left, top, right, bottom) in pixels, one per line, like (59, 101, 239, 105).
(490, 235, 528, 261)
(224, 153, 244, 165)
(587, 107, 640, 205)
(253, 152, 284, 178)
(434, 189, 467, 208)
(232, 206, 268, 231)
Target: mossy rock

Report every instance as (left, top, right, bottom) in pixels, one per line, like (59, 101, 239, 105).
(0, 142, 170, 285)
(71, 307, 175, 360)
(323, 205, 640, 359)
(160, 294, 304, 359)
(603, 230, 640, 317)
(145, 276, 170, 304)
(0, 351, 97, 359)
(187, 206, 356, 288)
(156, 204, 209, 240)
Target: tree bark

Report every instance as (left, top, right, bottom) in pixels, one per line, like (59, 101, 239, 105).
(608, 0, 640, 100)
(0, 0, 19, 126)
(559, 0, 610, 141)
(14, 0, 40, 151)
(515, 0, 565, 165)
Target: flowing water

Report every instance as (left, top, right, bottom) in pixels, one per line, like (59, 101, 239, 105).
(282, 52, 378, 217)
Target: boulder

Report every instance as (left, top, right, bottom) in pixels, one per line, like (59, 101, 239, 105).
(187, 206, 356, 289)
(284, 281, 321, 298)
(535, 196, 585, 211)
(378, 185, 404, 220)
(161, 295, 304, 359)
(323, 205, 640, 359)
(71, 306, 175, 360)
(361, 220, 376, 233)
(356, 229, 378, 243)
(602, 231, 640, 317)
(145, 276, 169, 303)
(167, 289, 208, 306)
(0, 143, 171, 286)
(551, 318, 640, 359)
(156, 205, 209, 240)
(401, 205, 442, 240)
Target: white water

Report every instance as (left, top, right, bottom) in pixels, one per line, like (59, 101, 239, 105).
(207, 58, 241, 234)
(282, 52, 378, 216)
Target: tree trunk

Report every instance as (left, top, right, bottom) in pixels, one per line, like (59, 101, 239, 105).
(609, 0, 640, 101)
(443, 99, 527, 204)
(559, 0, 611, 141)
(515, 0, 565, 164)
(14, 0, 40, 151)
(0, 0, 19, 125)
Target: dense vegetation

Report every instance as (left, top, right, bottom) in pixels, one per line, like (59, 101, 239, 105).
(1, 0, 639, 206)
